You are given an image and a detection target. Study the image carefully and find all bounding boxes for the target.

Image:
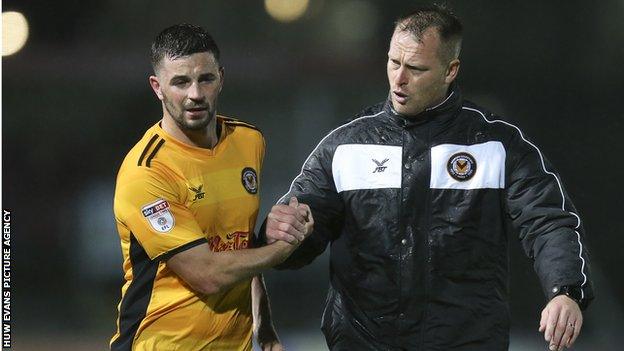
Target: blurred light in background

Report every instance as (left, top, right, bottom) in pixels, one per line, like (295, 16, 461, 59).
(264, 0, 309, 23)
(327, 0, 378, 51)
(2, 11, 29, 56)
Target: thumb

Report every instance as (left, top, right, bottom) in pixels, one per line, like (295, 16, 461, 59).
(289, 196, 299, 208)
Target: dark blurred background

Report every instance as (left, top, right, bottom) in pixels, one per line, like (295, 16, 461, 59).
(2, 0, 623, 350)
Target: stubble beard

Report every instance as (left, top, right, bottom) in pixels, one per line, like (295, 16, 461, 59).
(392, 95, 425, 116)
(164, 97, 216, 132)
(391, 85, 446, 117)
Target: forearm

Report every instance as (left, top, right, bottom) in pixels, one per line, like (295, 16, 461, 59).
(530, 227, 592, 301)
(506, 144, 592, 301)
(208, 241, 294, 292)
(167, 241, 296, 295)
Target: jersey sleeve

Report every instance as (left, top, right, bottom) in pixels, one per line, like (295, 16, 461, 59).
(114, 166, 206, 261)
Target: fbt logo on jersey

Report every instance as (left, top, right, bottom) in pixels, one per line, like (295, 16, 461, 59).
(141, 199, 175, 233)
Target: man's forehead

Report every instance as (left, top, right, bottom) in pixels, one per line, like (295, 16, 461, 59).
(159, 52, 219, 75)
(388, 28, 440, 56)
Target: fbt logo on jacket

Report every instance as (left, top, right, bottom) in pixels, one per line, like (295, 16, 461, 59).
(332, 144, 402, 192)
(372, 158, 389, 173)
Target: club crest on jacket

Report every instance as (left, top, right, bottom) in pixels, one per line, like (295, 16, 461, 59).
(447, 152, 477, 181)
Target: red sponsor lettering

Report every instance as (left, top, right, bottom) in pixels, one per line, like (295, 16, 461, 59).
(207, 232, 249, 252)
(154, 201, 170, 211)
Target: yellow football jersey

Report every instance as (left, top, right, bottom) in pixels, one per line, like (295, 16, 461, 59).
(110, 116, 264, 351)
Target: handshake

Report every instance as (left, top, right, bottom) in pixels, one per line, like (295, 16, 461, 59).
(265, 197, 314, 246)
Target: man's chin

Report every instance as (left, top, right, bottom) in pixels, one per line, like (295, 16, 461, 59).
(177, 116, 212, 131)
(392, 101, 424, 117)
(393, 104, 412, 116)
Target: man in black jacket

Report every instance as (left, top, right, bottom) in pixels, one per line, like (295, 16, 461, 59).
(264, 5, 593, 351)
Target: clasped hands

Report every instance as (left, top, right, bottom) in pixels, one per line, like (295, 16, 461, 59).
(266, 197, 314, 245)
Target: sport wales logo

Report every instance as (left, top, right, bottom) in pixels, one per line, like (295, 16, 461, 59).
(372, 158, 389, 173)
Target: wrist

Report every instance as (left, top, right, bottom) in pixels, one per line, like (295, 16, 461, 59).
(271, 240, 298, 262)
(551, 285, 588, 310)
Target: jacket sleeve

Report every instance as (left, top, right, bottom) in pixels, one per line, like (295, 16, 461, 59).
(505, 130, 594, 305)
(260, 135, 344, 269)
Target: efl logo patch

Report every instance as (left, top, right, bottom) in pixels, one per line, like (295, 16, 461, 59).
(447, 152, 477, 181)
(141, 199, 175, 233)
(241, 167, 258, 194)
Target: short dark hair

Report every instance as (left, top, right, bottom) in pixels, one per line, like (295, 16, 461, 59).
(395, 4, 463, 62)
(150, 23, 221, 73)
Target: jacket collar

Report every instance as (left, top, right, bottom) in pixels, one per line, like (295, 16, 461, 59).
(383, 83, 463, 129)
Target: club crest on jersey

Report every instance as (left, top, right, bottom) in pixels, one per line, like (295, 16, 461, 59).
(141, 199, 175, 233)
(241, 167, 258, 194)
(447, 152, 477, 181)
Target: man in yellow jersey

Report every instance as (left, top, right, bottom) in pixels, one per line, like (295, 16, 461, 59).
(110, 24, 313, 351)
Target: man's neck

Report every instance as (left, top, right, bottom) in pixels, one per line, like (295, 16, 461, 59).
(161, 114, 219, 149)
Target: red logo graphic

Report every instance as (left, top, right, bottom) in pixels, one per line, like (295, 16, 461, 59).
(208, 231, 250, 252)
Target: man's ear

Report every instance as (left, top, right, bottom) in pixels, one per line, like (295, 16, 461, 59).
(149, 75, 164, 101)
(445, 59, 460, 84)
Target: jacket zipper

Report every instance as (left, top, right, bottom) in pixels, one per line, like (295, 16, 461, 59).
(397, 127, 406, 339)
(420, 124, 433, 349)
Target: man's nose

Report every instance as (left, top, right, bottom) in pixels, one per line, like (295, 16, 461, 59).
(394, 66, 408, 86)
(188, 82, 203, 101)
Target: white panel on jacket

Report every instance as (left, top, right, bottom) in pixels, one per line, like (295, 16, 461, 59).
(430, 141, 506, 189)
(332, 144, 403, 192)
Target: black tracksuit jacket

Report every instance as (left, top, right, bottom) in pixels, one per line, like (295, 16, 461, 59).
(264, 85, 593, 350)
